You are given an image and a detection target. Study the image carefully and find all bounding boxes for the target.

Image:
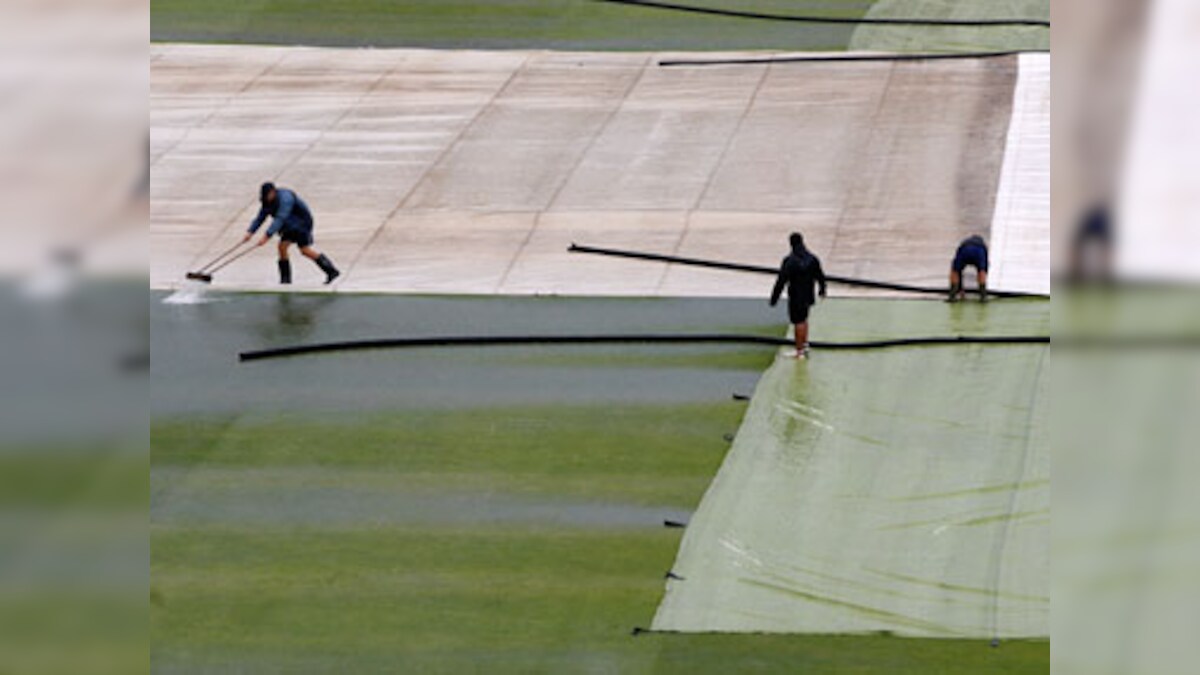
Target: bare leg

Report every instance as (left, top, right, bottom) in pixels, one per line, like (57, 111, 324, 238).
(277, 240, 291, 260)
(948, 269, 962, 301)
(1100, 243, 1114, 282)
(977, 270, 989, 301)
(796, 321, 809, 356)
(299, 245, 320, 261)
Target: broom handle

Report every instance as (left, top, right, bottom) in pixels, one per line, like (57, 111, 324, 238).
(206, 244, 259, 275)
(197, 240, 248, 273)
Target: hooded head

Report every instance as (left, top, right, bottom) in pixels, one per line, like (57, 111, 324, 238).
(260, 182, 277, 205)
(789, 232, 806, 253)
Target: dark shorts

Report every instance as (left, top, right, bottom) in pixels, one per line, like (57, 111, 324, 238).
(1076, 206, 1112, 244)
(952, 244, 988, 273)
(788, 297, 811, 324)
(280, 224, 314, 248)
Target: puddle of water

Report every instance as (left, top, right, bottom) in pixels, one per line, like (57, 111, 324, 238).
(162, 280, 215, 305)
(20, 260, 79, 301)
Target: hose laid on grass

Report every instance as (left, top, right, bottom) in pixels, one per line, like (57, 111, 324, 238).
(593, 0, 1051, 27)
(567, 244, 1049, 299)
(239, 333, 1049, 362)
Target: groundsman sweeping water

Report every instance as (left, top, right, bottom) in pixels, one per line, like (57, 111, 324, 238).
(244, 182, 340, 285)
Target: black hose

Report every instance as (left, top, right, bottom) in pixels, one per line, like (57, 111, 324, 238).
(593, 0, 1050, 27)
(239, 333, 1048, 362)
(659, 50, 1048, 68)
(573, 243, 777, 275)
(567, 244, 1049, 299)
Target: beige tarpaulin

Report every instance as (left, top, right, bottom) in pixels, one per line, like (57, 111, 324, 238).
(150, 45, 1038, 295)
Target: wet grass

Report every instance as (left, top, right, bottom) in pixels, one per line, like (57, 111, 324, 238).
(151, 0, 874, 50)
(151, 294, 1047, 672)
(152, 402, 744, 506)
(152, 528, 676, 665)
(152, 402, 1047, 673)
(152, 525, 1046, 673)
(4, 593, 146, 675)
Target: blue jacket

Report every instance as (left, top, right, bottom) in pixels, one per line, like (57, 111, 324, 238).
(248, 188, 313, 237)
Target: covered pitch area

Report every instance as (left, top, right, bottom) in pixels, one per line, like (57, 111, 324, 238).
(151, 1, 1050, 671)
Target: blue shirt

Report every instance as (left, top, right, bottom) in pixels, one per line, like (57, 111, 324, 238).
(248, 189, 313, 237)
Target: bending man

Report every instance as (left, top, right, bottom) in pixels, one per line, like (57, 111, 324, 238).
(770, 232, 827, 359)
(949, 234, 988, 302)
(244, 182, 340, 285)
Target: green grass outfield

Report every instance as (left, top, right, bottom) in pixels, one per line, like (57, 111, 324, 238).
(152, 405, 1046, 673)
(150, 0, 874, 50)
(150, 294, 1047, 673)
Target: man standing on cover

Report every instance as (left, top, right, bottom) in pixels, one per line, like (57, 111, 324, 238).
(244, 182, 340, 285)
(770, 232, 827, 359)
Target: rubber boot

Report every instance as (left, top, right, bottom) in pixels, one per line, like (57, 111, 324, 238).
(979, 283, 989, 303)
(278, 259, 292, 285)
(315, 254, 340, 284)
(947, 283, 961, 303)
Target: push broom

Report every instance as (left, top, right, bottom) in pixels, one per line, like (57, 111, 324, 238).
(185, 240, 257, 283)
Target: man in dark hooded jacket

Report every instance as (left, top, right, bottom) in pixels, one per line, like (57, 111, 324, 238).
(770, 232, 827, 359)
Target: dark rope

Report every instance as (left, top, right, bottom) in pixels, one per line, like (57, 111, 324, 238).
(239, 333, 1049, 362)
(568, 244, 1049, 299)
(593, 0, 1050, 27)
(659, 49, 1048, 67)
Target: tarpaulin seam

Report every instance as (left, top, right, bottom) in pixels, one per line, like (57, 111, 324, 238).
(986, 344, 1047, 641)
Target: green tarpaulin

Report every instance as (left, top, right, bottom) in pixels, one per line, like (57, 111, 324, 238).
(653, 300, 1049, 638)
